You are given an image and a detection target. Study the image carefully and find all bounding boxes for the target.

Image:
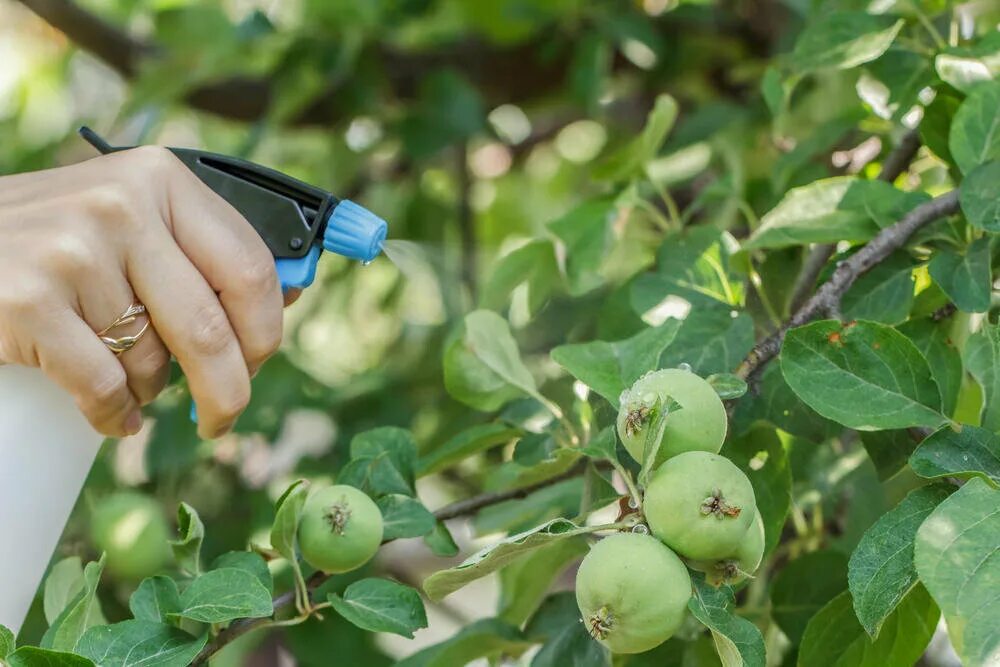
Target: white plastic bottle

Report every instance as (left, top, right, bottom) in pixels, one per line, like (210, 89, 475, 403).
(0, 366, 103, 634)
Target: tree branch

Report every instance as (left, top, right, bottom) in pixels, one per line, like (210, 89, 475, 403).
(787, 129, 922, 311)
(736, 189, 960, 380)
(190, 460, 591, 664)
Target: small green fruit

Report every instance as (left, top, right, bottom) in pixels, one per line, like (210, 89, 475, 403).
(298, 485, 383, 574)
(643, 451, 756, 560)
(690, 511, 765, 587)
(90, 492, 171, 581)
(575, 533, 692, 654)
(616, 369, 727, 466)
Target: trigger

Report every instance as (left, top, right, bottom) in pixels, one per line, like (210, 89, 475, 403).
(275, 245, 322, 291)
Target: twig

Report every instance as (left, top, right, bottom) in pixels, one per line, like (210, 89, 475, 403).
(736, 190, 960, 381)
(787, 129, 921, 311)
(190, 460, 593, 664)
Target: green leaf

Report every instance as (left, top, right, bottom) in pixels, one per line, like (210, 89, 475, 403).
(959, 161, 1000, 232)
(721, 426, 791, 555)
(791, 12, 904, 73)
(964, 322, 1000, 431)
(487, 448, 582, 492)
(771, 550, 849, 645)
(479, 240, 561, 315)
(41, 556, 105, 653)
(169, 503, 204, 577)
(175, 569, 273, 623)
(848, 484, 953, 637)
(899, 317, 963, 417)
(915, 477, 1000, 665)
(269, 479, 309, 562)
(910, 425, 1000, 486)
(548, 198, 617, 296)
(551, 321, 681, 404)
(859, 430, 919, 482)
(394, 618, 531, 667)
(632, 225, 743, 308)
(423, 521, 460, 558)
(594, 93, 678, 181)
(498, 538, 588, 626)
(688, 579, 766, 667)
(423, 519, 596, 601)
(1, 624, 14, 658)
(525, 592, 611, 667)
(377, 494, 436, 540)
(129, 577, 181, 624)
(653, 305, 755, 376)
(949, 81, 1000, 174)
(733, 363, 840, 443)
(350, 427, 418, 492)
(76, 621, 208, 667)
(444, 310, 543, 411)
(744, 178, 929, 250)
(5, 647, 95, 667)
(797, 586, 938, 666)
(928, 237, 992, 313)
(922, 90, 963, 164)
(841, 251, 915, 325)
(935, 51, 999, 94)
(211, 552, 272, 595)
(579, 426, 618, 461)
(44, 558, 103, 628)
(707, 373, 747, 400)
(327, 578, 428, 638)
(780, 320, 945, 430)
(417, 423, 523, 477)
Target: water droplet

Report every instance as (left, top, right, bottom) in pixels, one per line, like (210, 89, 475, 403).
(628, 497, 639, 510)
(677, 362, 692, 372)
(361, 259, 372, 266)
(631, 523, 650, 535)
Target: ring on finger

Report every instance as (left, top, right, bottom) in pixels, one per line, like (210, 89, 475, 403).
(98, 302, 150, 355)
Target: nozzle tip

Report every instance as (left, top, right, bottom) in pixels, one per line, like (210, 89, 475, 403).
(323, 200, 388, 263)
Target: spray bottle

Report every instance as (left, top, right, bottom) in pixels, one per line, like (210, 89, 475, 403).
(0, 128, 388, 633)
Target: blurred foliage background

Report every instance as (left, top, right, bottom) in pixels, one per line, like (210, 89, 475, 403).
(2, 0, 998, 664)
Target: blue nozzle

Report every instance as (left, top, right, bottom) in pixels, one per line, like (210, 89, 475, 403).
(323, 200, 387, 263)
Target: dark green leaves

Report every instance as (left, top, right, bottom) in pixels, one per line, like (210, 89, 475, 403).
(76, 621, 207, 667)
(129, 577, 181, 624)
(771, 550, 848, 645)
(377, 494, 436, 540)
(960, 161, 1000, 231)
(948, 81, 1000, 174)
(964, 323, 1000, 430)
(915, 478, 1000, 665)
(340, 427, 418, 497)
(797, 586, 938, 666)
(841, 251, 915, 324)
(781, 320, 945, 430)
(688, 580, 765, 667)
(41, 556, 105, 653)
(910, 425, 1000, 485)
(791, 12, 904, 73)
(269, 479, 309, 561)
(174, 569, 273, 623)
(847, 484, 953, 637)
(550, 320, 680, 404)
(328, 578, 428, 638)
(928, 237, 992, 313)
(5, 647, 95, 667)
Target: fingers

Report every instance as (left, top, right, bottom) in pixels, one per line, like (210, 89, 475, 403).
(163, 163, 284, 375)
(34, 309, 142, 437)
(127, 225, 251, 439)
(78, 282, 170, 407)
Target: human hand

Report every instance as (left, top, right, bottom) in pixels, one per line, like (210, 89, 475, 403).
(0, 146, 286, 439)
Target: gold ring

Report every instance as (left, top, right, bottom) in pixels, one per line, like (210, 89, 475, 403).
(98, 302, 150, 355)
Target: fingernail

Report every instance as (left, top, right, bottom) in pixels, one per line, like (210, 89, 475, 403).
(125, 410, 144, 435)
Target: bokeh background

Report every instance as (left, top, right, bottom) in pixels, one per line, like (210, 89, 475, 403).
(2, 0, 996, 664)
